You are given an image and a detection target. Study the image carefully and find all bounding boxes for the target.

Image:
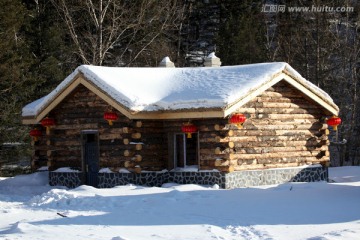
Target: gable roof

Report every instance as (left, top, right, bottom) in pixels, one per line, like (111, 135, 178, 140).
(22, 62, 339, 124)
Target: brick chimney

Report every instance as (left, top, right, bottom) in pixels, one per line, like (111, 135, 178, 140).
(159, 56, 175, 68)
(204, 52, 221, 67)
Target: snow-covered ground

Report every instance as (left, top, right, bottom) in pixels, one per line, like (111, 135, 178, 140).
(0, 167, 359, 240)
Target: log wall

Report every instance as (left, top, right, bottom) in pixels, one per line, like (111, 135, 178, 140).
(202, 81, 330, 171)
(32, 85, 168, 172)
(32, 80, 331, 173)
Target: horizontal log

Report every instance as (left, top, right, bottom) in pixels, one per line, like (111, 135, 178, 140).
(201, 130, 233, 139)
(238, 123, 326, 131)
(248, 113, 320, 120)
(254, 156, 328, 165)
(49, 156, 81, 164)
(234, 145, 328, 154)
(250, 118, 322, 125)
(246, 101, 321, 109)
(199, 152, 230, 161)
(216, 135, 325, 143)
(138, 121, 163, 128)
(236, 107, 321, 114)
(99, 133, 122, 140)
(212, 147, 234, 155)
(214, 124, 226, 131)
(54, 123, 99, 130)
(132, 128, 165, 135)
(99, 156, 132, 164)
(249, 96, 299, 103)
(52, 140, 81, 147)
(229, 151, 326, 160)
(229, 129, 322, 137)
(256, 91, 303, 98)
(214, 159, 230, 167)
(34, 144, 52, 151)
(231, 139, 329, 148)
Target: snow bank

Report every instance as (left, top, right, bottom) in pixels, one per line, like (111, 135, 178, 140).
(0, 167, 359, 240)
(0, 172, 48, 187)
(329, 166, 360, 182)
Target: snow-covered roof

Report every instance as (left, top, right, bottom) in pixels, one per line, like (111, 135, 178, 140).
(22, 62, 339, 122)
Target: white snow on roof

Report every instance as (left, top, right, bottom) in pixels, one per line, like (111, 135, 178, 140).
(22, 62, 337, 117)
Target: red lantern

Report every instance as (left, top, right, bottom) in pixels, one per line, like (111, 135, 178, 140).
(29, 128, 42, 142)
(41, 117, 55, 134)
(229, 113, 246, 128)
(181, 122, 197, 138)
(104, 111, 118, 125)
(327, 116, 341, 131)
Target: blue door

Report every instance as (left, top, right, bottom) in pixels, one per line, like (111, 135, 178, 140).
(82, 132, 99, 187)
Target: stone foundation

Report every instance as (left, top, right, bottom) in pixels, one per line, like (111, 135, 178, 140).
(49, 172, 83, 188)
(49, 165, 328, 189)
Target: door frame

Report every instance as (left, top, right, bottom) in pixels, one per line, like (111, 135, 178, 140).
(81, 130, 100, 186)
(173, 132, 200, 170)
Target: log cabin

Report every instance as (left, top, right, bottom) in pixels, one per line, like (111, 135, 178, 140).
(22, 54, 339, 188)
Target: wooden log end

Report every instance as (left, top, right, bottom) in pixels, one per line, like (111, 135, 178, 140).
(124, 150, 130, 157)
(216, 165, 234, 173)
(214, 147, 222, 154)
(214, 159, 229, 167)
(124, 160, 135, 168)
(122, 127, 130, 134)
(131, 132, 142, 139)
(135, 121, 142, 128)
(215, 136, 221, 142)
(47, 160, 53, 167)
(133, 154, 142, 162)
(134, 165, 141, 174)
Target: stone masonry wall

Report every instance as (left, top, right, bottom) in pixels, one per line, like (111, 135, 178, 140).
(49, 165, 328, 189)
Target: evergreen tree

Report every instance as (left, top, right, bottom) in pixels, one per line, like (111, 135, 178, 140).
(216, 0, 267, 65)
(23, 0, 75, 98)
(0, 0, 34, 144)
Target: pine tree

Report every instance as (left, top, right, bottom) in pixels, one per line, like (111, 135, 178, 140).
(216, 0, 267, 65)
(0, 0, 35, 144)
